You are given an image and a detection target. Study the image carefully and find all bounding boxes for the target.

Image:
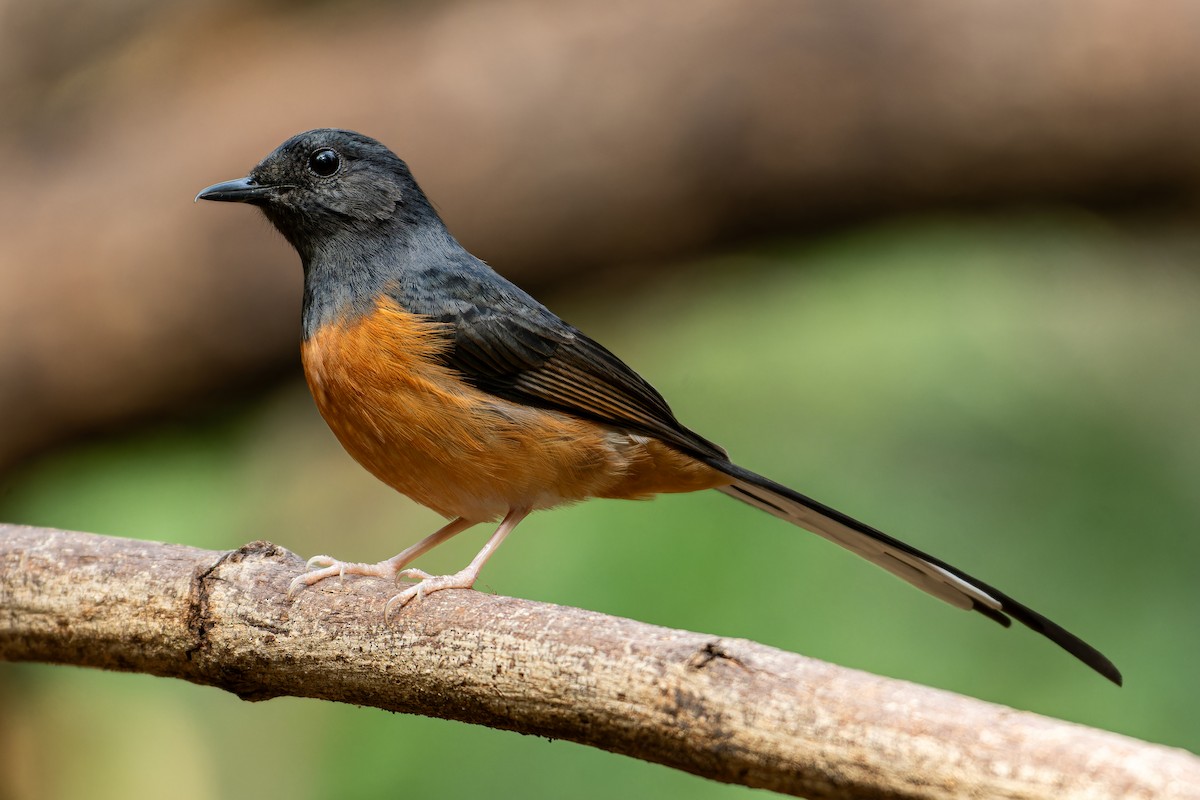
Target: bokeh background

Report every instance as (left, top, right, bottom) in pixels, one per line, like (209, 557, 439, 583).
(2, 0, 1198, 797)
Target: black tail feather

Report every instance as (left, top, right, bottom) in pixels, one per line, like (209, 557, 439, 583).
(708, 458, 1122, 686)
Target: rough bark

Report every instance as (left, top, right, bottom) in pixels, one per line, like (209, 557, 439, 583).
(1, 524, 1196, 799)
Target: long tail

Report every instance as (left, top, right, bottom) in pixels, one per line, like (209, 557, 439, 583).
(707, 458, 1122, 685)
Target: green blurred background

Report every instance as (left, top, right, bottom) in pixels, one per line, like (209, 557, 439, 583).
(2, 1, 1199, 798)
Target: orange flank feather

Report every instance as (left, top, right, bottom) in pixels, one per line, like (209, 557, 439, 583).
(302, 298, 730, 523)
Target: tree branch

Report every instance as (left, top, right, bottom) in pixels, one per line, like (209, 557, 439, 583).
(0, 524, 1195, 799)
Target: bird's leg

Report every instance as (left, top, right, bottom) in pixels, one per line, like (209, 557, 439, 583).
(287, 517, 476, 598)
(385, 507, 530, 617)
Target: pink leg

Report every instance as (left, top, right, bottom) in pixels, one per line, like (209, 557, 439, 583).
(384, 507, 530, 618)
(286, 517, 476, 598)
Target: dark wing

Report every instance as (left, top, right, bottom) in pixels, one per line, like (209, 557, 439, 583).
(433, 303, 726, 460)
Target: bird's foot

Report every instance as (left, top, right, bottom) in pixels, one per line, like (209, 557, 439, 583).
(286, 555, 404, 598)
(287, 517, 478, 600)
(383, 567, 481, 620)
(382, 508, 530, 619)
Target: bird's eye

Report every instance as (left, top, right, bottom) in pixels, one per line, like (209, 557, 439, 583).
(308, 148, 341, 177)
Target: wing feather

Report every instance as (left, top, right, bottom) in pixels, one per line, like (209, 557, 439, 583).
(432, 304, 724, 459)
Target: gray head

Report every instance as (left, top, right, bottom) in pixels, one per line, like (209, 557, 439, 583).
(196, 128, 441, 263)
(198, 128, 491, 337)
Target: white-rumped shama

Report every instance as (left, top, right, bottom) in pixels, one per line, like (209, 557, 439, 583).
(197, 129, 1120, 685)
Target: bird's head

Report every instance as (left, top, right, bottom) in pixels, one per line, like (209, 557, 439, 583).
(197, 128, 428, 256)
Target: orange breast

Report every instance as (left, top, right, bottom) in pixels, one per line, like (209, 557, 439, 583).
(302, 298, 729, 522)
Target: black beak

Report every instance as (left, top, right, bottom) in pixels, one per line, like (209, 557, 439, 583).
(195, 176, 278, 203)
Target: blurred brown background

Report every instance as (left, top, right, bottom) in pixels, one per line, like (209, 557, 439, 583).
(2, 1, 1198, 798)
(5, 0, 1200, 469)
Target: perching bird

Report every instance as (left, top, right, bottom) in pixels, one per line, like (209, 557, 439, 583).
(197, 128, 1121, 685)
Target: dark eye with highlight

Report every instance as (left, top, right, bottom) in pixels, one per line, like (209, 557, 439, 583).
(308, 148, 341, 177)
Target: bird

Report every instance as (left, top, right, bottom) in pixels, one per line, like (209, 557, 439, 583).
(197, 128, 1121, 685)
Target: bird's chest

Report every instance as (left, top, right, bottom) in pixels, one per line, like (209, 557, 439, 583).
(300, 299, 628, 520)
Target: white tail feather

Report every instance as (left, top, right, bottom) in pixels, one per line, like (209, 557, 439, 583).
(718, 478, 1002, 613)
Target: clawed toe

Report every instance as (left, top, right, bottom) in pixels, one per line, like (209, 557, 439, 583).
(383, 586, 420, 620)
(305, 554, 339, 570)
(287, 557, 401, 599)
(396, 567, 434, 583)
(384, 568, 479, 621)
(287, 562, 345, 597)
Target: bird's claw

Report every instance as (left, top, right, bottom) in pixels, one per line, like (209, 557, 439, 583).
(287, 557, 386, 599)
(285, 555, 345, 596)
(383, 568, 475, 622)
(305, 554, 340, 571)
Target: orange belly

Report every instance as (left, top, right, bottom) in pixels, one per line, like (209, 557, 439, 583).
(302, 298, 730, 522)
